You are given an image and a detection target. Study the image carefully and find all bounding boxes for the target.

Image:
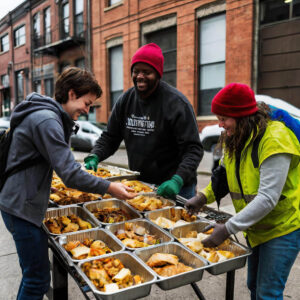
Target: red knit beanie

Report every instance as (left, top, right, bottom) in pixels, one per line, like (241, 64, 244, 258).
(131, 43, 164, 77)
(211, 83, 258, 117)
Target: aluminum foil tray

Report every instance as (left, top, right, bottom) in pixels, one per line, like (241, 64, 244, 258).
(57, 228, 125, 265)
(125, 192, 176, 213)
(170, 221, 252, 275)
(43, 206, 100, 237)
(75, 251, 156, 300)
(134, 242, 208, 290)
(48, 196, 102, 208)
(91, 163, 140, 180)
(83, 199, 142, 226)
(106, 219, 174, 251)
(144, 206, 200, 230)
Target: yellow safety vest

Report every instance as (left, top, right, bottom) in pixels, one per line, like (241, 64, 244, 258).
(202, 121, 300, 247)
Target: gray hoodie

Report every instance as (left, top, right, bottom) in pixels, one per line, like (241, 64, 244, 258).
(0, 93, 110, 226)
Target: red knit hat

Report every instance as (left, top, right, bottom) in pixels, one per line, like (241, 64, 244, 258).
(211, 83, 258, 117)
(131, 43, 164, 77)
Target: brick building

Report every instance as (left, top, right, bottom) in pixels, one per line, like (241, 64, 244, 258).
(0, 0, 94, 119)
(0, 0, 299, 128)
(92, 0, 300, 129)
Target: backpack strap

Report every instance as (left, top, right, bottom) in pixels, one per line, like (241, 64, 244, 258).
(0, 156, 45, 191)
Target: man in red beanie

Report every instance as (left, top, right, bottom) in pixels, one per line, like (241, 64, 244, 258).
(85, 43, 203, 199)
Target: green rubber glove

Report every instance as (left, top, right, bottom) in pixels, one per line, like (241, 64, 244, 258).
(84, 154, 99, 172)
(157, 175, 184, 199)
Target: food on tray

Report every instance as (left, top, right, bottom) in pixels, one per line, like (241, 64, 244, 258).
(44, 214, 92, 234)
(146, 253, 193, 277)
(151, 209, 197, 229)
(63, 238, 113, 259)
(102, 180, 153, 198)
(126, 195, 171, 211)
(81, 257, 144, 292)
(91, 207, 132, 223)
(86, 167, 121, 178)
(50, 174, 100, 205)
(114, 222, 160, 248)
(178, 229, 235, 263)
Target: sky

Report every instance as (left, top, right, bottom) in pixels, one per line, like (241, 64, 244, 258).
(0, 0, 25, 20)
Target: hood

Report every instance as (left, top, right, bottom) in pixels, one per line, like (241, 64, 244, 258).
(10, 93, 75, 140)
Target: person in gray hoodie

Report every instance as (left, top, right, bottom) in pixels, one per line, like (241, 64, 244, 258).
(0, 67, 136, 300)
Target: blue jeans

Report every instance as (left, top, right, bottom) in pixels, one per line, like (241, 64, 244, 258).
(179, 183, 196, 199)
(1, 210, 50, 300)
(247, 228, 300, 300)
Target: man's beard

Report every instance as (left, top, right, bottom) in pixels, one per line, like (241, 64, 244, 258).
(133, 78, 158, 98)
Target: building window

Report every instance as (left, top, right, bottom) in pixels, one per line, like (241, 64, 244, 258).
(75, 57, 85, 69)
(44, 7, 51, 44)
(33, 13, 41, 48)
(16, 71, 24, 104)
(1, 74, 10, 117)
(44, 78, 53, 97)
(75, 0, 84, 37)
(198, 14, 226, 116)
(0, 34, 9, 52)
(109, 0, 121, 6)
(14, 26, 26, 47)
(145, 26, 177, 87)
(109, 45, 123, 109)
(61, 2, 70, 38)
(260, 0, 300, 24)
(34, 80, 42, 94)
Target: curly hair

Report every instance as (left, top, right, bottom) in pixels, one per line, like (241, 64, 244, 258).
(219, 102, 271, 159)
(55, 67, 102, 104)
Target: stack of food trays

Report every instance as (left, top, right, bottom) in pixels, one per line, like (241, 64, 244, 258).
(44, 172, 251, 298)
(169, 220, 252, 275)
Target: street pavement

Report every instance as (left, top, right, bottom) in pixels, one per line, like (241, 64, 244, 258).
(0, 149, 299, 299)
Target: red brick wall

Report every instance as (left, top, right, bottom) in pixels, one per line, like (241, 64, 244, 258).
(91, 0, 255, 125)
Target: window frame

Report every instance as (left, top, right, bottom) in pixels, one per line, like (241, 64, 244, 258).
(197, 13, 226, 116)
(14, 25, 26, 47)
(0, 34, 9, 52)
(44, 7, 51, 45)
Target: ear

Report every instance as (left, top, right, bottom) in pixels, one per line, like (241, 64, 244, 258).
(68, 89, 76, 101)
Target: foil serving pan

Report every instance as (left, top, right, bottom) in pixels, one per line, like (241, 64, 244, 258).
(57, 228, 125, 265)
(43, 206, 100, 237)
(92, 163, 140, 180)
(83, 199, 142, 227)
(170, 221, 252, 275)
(106, 219, 174, 251)
(48, 195, 102, 208)
(75, 251, 156, 300)
(144, 206, 200, 230)
(134, 242, 208, 290)
(125, 192, 176, 213)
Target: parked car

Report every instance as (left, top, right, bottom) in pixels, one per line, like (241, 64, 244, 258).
(71, 120, 103, 152)
(0, 117, 10, 130)
(200, 95, 300, 171)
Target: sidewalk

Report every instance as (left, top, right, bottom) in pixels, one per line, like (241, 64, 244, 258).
(0, 150, 299, 300)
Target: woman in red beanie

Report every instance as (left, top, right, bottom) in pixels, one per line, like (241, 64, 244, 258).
(84, 43, 203, 200)
(186, 83, 300, 300)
